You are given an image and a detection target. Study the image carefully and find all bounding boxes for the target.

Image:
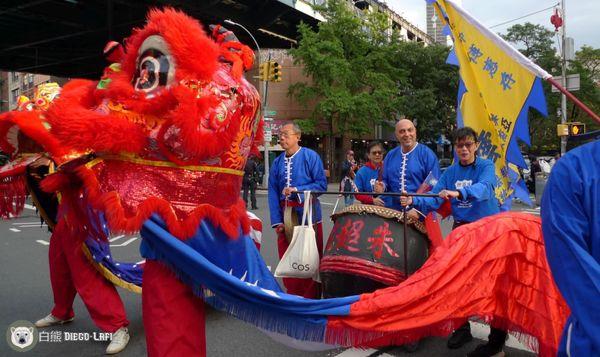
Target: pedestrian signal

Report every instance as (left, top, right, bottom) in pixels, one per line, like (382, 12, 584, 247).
(568, 122, 585, 136)
(258, 62, 270, 81)
(269, 61, 282, 82)
(556, 124, 569, 136)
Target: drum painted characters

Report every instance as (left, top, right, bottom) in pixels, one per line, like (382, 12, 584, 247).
(321, 204, 429, 298)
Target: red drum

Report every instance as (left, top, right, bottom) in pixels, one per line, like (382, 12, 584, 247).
(321, 204, 429, 298)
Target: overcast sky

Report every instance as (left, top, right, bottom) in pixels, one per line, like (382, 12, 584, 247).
(387, 0, 600, 50)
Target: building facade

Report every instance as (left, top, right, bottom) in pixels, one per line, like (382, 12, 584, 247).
(253, 1, 434, 182)
(1, 71, 67, 112)
(426, 3, 448, 45)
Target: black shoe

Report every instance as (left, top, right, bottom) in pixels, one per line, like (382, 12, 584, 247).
(252, 206, 258, 210)
(402, 340, 420, 353)
(466, 343, 505, 357)
(447, 327, 473, 349)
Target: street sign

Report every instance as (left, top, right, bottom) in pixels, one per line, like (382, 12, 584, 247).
(264, 128, 272, 142)
(551, 74, 580, 92)
(556, 124, 569, 136)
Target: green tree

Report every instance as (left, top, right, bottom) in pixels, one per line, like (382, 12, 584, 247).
(502, 23, 599, 153)
(502, 23, 561, 154)
(289, 0, 403, 168)
(392, 42, 458, 142)
(569, 46, 600, 130)
(289, 0, 457, 167)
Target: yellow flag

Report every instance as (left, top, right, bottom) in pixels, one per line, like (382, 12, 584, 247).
(433, 0, 549, 205)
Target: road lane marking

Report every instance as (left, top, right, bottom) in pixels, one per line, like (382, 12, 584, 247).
(471, 322, 532, 351)
(110, 237, 138, 247)
(334, 348, 394, 357)
(36, 240, 50, 245)
(109, 235, 125, 242)
(24, 204, 36, 210)
(13, 224, 47, 228)
(9, 228, 21, 232)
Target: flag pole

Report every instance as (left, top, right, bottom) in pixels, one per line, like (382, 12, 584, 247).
(546, 77, 600, 125)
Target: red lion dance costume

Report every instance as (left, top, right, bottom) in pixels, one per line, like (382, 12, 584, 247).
(0, 8, 261, 356)
(0, 8, 571, 357)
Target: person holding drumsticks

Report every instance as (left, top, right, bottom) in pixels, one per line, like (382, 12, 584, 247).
(374, 118, 440, 211)
(401, 126, 506, 357)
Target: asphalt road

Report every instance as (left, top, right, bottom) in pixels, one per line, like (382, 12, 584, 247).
(0, 189, 539, 356)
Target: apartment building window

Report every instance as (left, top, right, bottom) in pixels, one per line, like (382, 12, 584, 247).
(28, 74, 34, 88)
(11, 88, 19, 105)
(11, 72, 18, 82)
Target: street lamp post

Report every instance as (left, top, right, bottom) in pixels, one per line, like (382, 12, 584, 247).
(224, 19, 270, 188)
(559, 0, 567, 156)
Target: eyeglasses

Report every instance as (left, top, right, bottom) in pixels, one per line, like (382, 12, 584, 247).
(370, 151, 383, 155)
(279, 131, 298, 138)
(455, 142, 476, 149)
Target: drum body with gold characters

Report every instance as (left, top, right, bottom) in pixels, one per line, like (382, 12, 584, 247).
(321, 204, 429, 298)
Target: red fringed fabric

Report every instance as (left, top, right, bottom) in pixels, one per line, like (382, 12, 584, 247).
(0, 175, 27, 219)
(75, 166, 249, 240)
(326, 212, 569, 357)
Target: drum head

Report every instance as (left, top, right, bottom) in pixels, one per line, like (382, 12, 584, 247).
(322, 204, 430, 294)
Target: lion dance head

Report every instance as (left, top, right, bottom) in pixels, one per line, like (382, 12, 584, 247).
(0, 8, 263, 238)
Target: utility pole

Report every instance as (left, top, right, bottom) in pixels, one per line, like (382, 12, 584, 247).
(262, 51, 272, 188)
(560, 0, 567, 156)
(223, 19, 269, 186)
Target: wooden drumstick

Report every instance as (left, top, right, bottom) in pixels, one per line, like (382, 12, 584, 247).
(403, 200, 408, 278)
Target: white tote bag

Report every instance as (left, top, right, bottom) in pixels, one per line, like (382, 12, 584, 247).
(275, 191, 320, 279)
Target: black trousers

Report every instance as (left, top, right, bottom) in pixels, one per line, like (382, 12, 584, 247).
(242, 180, 257, 208)
(452, 219, 508, 348)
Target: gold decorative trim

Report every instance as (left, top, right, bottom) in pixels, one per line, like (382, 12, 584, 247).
(82, 244, 142, 294)
(87, 153, 244, 176)
(331, 204, 427, 234)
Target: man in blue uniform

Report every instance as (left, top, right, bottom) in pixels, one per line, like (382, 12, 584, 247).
(402, 127, 505, 357)
(373, 118, 439, 352)
(268, 122, 327, 298)
(374, 118, 440, 210)
(541, 140, 600, 357)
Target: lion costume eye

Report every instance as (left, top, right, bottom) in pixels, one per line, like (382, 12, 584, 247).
(133, 35, 176, 93)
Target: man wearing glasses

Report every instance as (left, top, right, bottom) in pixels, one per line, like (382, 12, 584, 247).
(268, 122, 327, 298)
(401, 126, 506, 357)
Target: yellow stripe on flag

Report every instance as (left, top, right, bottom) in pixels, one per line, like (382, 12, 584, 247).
(435, 0, 542, 203)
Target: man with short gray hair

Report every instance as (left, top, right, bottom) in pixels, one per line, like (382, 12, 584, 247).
(268, 122, 327, 298)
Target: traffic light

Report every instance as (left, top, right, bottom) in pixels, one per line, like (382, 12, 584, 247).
(557, 122, 587, 136)
(258, 62, 270, 81)
(568, 122, 586, 136)
(268, 61, 282, 82)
